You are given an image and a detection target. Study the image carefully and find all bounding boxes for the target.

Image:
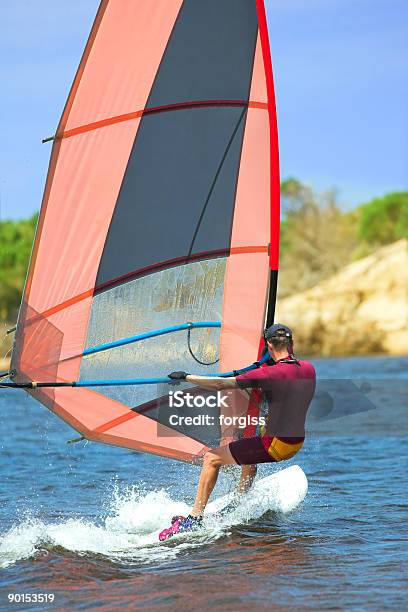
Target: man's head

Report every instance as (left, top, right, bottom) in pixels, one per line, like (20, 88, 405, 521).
(264, 323, 294, 357)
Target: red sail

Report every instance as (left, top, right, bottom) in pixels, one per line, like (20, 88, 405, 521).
(12, 0, 279, 462)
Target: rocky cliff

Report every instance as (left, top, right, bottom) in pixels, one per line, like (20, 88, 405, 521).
(275, 239, 408, 356)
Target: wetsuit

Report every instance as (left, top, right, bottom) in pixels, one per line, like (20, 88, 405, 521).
(229, 356, 316, 465)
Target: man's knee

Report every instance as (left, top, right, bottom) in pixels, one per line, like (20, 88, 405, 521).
(203, 451, 222, 469)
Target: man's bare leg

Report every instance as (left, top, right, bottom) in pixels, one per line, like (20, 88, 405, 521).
(238, 464, 257, 493)
(190, 445, 237, 516)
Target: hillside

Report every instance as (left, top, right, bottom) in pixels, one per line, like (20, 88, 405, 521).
(275, 239, 408, 356)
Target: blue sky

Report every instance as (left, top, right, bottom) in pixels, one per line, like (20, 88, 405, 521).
(1, 0, 407, 219)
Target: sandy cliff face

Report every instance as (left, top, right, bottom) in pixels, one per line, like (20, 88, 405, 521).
(275, 239, 408, 356)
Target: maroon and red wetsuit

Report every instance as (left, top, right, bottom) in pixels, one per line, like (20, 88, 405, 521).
(229, 356, 316, 465)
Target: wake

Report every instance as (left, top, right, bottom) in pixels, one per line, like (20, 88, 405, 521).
(0, 465, 307, 568)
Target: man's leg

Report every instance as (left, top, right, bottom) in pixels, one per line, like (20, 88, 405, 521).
(238, 464, 257, 493)
(190, 444, 237, 516)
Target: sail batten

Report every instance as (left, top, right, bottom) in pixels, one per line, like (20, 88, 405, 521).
(61, 99, 258, 140)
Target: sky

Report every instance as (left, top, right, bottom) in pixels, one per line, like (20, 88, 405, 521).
(1, 0, 407, 220)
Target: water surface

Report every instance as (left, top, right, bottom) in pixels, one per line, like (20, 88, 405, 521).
(1, 355, 407, 610)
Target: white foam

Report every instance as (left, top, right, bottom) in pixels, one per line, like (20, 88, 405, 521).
(206, 464, 308, 527)
(0, 465, 307, 568)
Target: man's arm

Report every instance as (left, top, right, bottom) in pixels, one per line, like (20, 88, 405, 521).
(185, 375, 238, 391)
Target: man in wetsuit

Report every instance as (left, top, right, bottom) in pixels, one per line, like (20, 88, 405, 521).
(159, 324, 316, 540)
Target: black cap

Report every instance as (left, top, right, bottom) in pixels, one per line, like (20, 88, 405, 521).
(264, 323, 293, 341)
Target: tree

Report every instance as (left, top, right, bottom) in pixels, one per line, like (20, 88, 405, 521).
(278, 179, 357, 297)
(0, 213, 38, 321)
(357, 192, 408, 246)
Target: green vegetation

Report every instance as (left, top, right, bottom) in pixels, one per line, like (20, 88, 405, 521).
(357, 192, 408, 245)
(0, 213, 38, 322)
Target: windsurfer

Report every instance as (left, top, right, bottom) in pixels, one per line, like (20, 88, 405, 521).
(159, 324, 316, 540)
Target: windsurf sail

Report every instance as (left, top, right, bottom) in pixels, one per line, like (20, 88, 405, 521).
(9, 0, 280, 462)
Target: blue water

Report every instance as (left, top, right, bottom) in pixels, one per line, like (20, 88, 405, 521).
(1, 355, 407, 610)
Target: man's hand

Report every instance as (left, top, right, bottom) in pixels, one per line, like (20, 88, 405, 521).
(168, 371, 189, 380)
